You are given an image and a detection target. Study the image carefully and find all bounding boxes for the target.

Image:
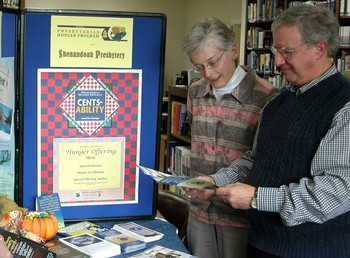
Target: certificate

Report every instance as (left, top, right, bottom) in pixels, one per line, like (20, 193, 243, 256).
(53, 137, 125, 205)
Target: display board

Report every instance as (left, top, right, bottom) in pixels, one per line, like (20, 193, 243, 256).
(0, 8, 17, 201)
(19, 9, 166, 221)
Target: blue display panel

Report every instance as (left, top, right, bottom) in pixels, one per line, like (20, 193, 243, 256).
(19, 9, 166, 221)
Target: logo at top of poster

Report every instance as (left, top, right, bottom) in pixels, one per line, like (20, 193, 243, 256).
(102, 26, 127, 41)
(60, 75, 120, 135)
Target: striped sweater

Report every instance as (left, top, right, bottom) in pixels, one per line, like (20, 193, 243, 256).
(187, 65, 279, 227)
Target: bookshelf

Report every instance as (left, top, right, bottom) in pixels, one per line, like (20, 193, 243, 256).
(242, 0, 344, 85)
(244, 0, 286, 88)
(336, 0, 350, 78)
(165, 85, 191, 180)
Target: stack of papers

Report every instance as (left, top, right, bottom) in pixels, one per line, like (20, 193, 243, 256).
(59, 233, 121, 258)
(130, 245, 199, 258)
(95, 228, 146, 254)
(58, 221, 107, 236)
(113, 222, 164, 243)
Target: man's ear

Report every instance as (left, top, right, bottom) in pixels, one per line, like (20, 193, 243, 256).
(313, 40, 328, 59)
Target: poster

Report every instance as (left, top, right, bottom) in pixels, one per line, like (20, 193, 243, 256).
(38, 69, 142, 206)
(50, 16, 133, 68)
(0, 57, 15, 199)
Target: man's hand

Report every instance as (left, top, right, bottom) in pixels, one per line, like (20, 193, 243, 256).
(215, 182, 256, 210)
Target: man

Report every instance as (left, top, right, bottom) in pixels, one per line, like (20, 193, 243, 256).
(181, 17, 278, 258)
(186, 4, 350, 258)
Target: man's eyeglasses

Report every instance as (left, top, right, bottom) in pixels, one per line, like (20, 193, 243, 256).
(270, 43, 309, 59)
(193, 50, 226, 73)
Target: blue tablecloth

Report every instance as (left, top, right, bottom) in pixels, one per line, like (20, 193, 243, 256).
(82, 218, 189, 257)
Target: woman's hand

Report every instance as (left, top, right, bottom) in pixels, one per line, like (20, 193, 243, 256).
(0, 235, 13, 258)
(182, 176, 216, 200)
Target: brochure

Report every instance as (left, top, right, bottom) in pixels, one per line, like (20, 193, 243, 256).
(137, 165, 217, 189)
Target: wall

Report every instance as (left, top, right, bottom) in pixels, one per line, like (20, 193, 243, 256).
(185, 0, 243, 68)
(24, 0, 242, 94)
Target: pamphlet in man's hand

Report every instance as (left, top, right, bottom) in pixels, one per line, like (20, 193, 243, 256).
(137, 165, 216, 189)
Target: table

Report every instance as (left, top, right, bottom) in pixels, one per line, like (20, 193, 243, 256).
(67, 217, 189, 257)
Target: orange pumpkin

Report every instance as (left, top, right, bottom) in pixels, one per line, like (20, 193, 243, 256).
(21, 211, 59, 240)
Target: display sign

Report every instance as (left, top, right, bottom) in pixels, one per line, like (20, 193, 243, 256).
(20, 9, 166, 220)
(0, 9, 17, 200)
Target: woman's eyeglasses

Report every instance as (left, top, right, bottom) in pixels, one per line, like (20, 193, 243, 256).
(193, 51, 226, 73)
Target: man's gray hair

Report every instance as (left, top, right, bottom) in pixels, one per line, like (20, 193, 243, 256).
(271, 4, 339, 57)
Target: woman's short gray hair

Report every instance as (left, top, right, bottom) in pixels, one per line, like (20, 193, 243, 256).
(271, 4, 339, 57)
(181, 17, 235, 56)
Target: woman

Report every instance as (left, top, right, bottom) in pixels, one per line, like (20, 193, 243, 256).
(181, 17, 279, 258)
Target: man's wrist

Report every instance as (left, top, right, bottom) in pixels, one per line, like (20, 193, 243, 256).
(250, 187, 258, 209)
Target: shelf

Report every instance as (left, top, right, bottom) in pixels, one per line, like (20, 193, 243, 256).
(171, 133, 191, 144)
(168, 85, 189, 98)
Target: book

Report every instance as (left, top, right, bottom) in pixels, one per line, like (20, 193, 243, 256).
(36, 193, 65, 229)
(130, 245, 199, 258)
(137, 165, 217, 189)
(174, 146, 191, 176)
(179, 102, 187, 134)
(44, 239, 90, 258)
(171, 101, 182, 134)
(59, 233, 121, 258)
(343, 50, 350, 79)
(112, 222, 164, 243)
(95, 228, 146, 254)
(58, 221, 108, 236)
(0, 227, 56, 258)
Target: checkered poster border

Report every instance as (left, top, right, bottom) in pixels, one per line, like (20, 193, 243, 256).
(38, 69, 140, 204)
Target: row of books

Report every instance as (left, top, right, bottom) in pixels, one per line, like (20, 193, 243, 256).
(2, 0, 19, 8)
(168, 145, 191, 193)
(288, 1, 335, 12)
(248, 0, 335, 23)
(247, 0, 284, 22)
(247, 52, 274, 73)
(246, 51, 283, 89)
(171, 101, 188, 136)
(336, 50, 350, 79)
(171, 145, 191, 177)
(263, 72, 283, 89)
(339, 26, 350, 46)
(247, 28, 272, 49)
(339, 0, 350, 16)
